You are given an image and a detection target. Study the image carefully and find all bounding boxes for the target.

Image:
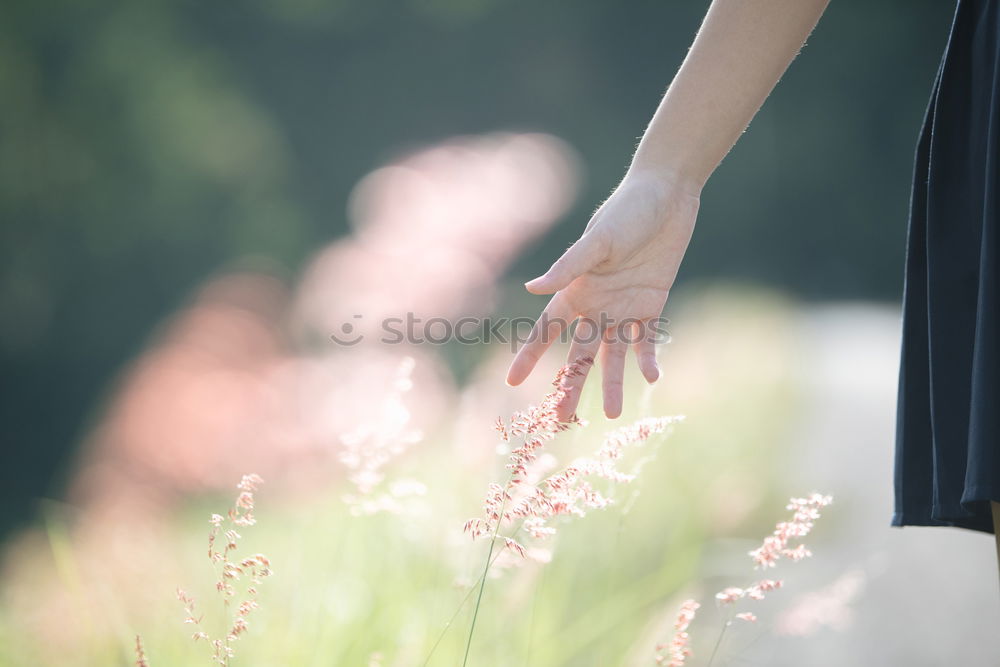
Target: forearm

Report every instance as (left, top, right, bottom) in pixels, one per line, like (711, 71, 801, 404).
(630, 0, 831, 190)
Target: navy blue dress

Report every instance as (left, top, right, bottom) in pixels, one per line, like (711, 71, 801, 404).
(893, 0, 1000, 534)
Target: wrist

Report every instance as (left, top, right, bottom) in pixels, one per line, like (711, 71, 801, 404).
(623, 162, 704, 200)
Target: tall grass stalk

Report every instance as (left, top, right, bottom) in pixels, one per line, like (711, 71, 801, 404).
(421, 525, 523, 667)
(705, 607, 735, 667)
(462, 488, 509, 666)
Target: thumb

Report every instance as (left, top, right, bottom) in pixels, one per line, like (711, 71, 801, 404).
(524, 232, 607, 294)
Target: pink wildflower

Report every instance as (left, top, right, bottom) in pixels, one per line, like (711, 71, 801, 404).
(715, 587, 744, 605)
(599, 416, 684, 460)
(744, 578, 783, 601)
(748, 493, 831, 569)
(236, 474, 263, 493)
(340, 357, 424, 515)
(179, 474, 271, 666)
(502, 537, 527, 558)
(781, 544, 813, 561)
(655, 599, 700, 666)
(465, 357, 682, 569)
(134, 635, 149, 667)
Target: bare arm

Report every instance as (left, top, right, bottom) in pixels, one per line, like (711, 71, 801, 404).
(507, 0, 831, 419)
(632, 0, 831, 187)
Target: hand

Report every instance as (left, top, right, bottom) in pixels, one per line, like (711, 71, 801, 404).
(505, 170, 700, 420)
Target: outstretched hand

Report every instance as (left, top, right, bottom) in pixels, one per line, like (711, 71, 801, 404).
(506, 170, 700, 420)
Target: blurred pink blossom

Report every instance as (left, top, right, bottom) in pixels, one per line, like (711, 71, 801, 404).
(774, 569, 866, 637)
(68, 131, 580, 516)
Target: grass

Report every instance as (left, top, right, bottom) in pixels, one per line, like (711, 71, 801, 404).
(0, 287, 803, 666)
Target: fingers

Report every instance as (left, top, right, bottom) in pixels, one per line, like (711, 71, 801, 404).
(632, 319, 660, 384)
(524, 231, 607, 295)
(506, 295, 573, 386)
(600, 334, 627, 419)
(555, 318, 602, 421)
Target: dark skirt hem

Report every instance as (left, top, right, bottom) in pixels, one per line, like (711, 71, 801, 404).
(891, 512, 994, 534)
(892, 484, 1000, 534)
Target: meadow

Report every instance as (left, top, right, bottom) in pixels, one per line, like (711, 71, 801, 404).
(0, 288, 831, 667)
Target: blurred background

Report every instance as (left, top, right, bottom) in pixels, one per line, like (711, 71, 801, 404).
(3, 1, 999, 665)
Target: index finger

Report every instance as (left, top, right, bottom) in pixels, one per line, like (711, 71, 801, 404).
(506, 294, 573, 386)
